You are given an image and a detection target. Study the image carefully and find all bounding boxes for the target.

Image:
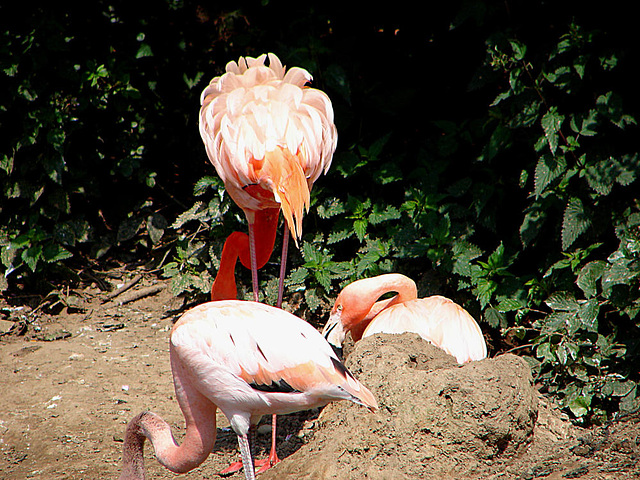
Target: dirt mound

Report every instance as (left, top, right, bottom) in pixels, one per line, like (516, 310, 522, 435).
(263, 333, 538, 479)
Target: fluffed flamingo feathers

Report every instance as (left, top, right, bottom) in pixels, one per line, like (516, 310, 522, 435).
(322, 273, 487, 364)
(119, 300, 377, 480)
(199, 53, 337, 243)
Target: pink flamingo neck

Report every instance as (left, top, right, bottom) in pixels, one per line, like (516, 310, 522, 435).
(118, 348, 219, 479)
(211, 208, 280, 301)
(338, 273, 418, 341)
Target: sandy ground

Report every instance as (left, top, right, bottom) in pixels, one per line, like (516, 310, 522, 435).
(1, 270, 639, 479)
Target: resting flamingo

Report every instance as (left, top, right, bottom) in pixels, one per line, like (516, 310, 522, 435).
(118, 300, 377, 480)
(199, 53, 337, 306)
(322, 273, 488, 364)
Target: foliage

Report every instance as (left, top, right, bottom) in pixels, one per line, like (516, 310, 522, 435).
(2, 2, 639, 423)
(461, 21, 640, 423)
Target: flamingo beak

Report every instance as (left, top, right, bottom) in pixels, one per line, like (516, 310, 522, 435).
(322, 311, 346, 360)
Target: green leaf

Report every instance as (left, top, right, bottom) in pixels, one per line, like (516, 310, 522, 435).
(576, 260, 606, 298)
(285, 267, 309, 286)
(22, 244, 42, 272)
(568, 395, 591, 418)
(193, 176, 222, 196)
(534, 154, 566, 197)
(570, 109, 598, 137)
(117, 217, 145, 243)
(562, 197, 591, 250)
(541, 107, 565, 154)
(353, 219, 368, 242)
(602, 379, 635, 398)
(369, 205, 401, 225)
(183, 71, 204, 90)
(171, 202, 207, 229)
(545, 291, 579, 312)
(374, 162, 403, 184)
(147, 213, 168, 244)
(327, 227, 353, 244)
(317, 197, 345, 219)
(305, 288, 322, 312)
(484, 307, 506, 329)
(474, 277, 496, 308)
(136, 43, 154, 58)
(578, 298, 600, 331)
(535, 341, 555, 364)
(496, 297, 524, 312)
(601, 258, 639, 296)
(452, 241, 483, 277)
(509, 39, 527, 60)
(41, 243, 73, 263)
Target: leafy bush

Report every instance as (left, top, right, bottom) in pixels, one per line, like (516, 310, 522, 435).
(473, 24, 639, 423)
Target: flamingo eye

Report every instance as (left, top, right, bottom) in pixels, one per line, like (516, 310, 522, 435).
(336, 304, 343, 312)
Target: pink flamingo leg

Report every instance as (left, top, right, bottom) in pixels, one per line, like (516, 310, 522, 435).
(256, 222, 290, 473)
(277, 224, 290, 309)
(237, 433, 257, 480)
(247, 221, 260, 302)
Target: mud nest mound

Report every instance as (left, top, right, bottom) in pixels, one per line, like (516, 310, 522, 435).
(262, 333, 538, 479)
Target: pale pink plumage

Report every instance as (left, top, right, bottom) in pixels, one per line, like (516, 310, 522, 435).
(322, 273, 487, 364)
(199, 52, 336, 241)
(118, 300, 377, 480)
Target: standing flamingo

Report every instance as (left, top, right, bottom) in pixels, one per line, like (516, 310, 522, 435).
(199, 53, 337, 305)
(200, 53, 337, 473)
(118, 300, 377, 480)
(322, 273, 488, 364)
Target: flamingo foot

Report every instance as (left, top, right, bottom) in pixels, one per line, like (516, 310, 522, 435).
(255, 450, 280, 474)
(218, 454, 280, 476)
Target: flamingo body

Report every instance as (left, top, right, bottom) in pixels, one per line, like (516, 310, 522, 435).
(199, 52, 336, 241)
(362, 295, 487, 364)
(322, 274, 487, 364)
(119, 300, 376, 480)
(199, 52, 337, 304)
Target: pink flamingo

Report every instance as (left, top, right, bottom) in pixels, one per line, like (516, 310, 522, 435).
(322, 273, 488, 364)
(199, 53, 337, 306)
(199, 52, 337, 473)
(118, 300, 377, 480)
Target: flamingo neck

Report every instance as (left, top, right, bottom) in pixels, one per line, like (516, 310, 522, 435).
(210, 208, 280, 301)
(119, 347, 219, 480)
(338, 274, 418, 341)
(118, 409, 217, 480)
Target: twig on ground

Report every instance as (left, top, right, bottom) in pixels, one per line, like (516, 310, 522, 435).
(102, 275, 143, 303)
(103, 284, 164, 307)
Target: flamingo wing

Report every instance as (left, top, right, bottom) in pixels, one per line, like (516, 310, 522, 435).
(363, 296, 487, 364)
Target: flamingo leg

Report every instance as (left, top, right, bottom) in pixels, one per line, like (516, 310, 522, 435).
(254, 414, 280, 473)
(256, 222, 289, 474)
(247, 222, 260, 302)
(237, 432, 256, 480)
(276, 223, 290, 309)
(219, 424, 259, 476)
